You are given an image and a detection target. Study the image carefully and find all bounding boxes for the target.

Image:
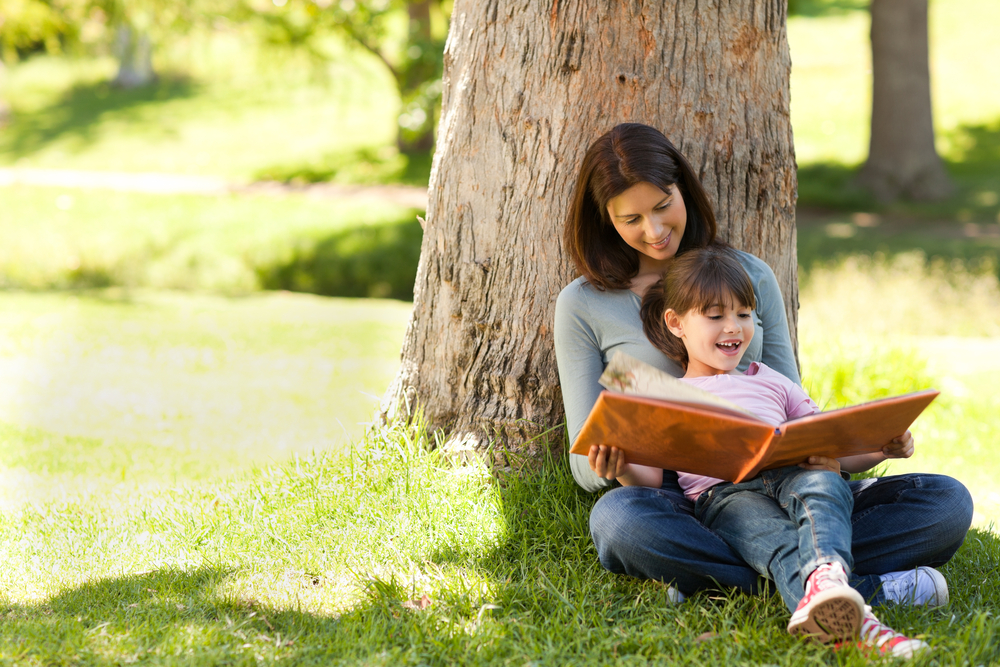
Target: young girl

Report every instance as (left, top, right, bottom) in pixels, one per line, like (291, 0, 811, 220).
(638, 245, 930, 658)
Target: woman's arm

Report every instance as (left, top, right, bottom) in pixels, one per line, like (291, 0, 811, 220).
(742, 253, 801, 385)
(554, 282, 616, 492)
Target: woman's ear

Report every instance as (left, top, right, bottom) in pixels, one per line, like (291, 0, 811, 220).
(664, 309, 684, 338)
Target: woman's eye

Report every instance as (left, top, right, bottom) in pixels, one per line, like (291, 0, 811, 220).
(655, 201, 672, 210)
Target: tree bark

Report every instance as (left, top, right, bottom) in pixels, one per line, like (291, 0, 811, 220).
(385, 0, 799, 464)
(858, 0, 952, 201)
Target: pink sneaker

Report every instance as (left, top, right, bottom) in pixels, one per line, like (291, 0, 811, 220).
(787, 562, 865, 643)
(849, 606, 930, 658)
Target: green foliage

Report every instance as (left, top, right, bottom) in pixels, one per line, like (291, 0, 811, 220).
(235, 0, 447, 152)
(0, 0, 81, 62)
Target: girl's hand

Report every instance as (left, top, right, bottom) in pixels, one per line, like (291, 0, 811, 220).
(589, 444, 628, 480)
(883, 430, 915, 459)
(799, 456, 841, 475)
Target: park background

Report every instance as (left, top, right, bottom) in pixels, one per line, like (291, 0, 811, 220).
(1, 0, 999, 664)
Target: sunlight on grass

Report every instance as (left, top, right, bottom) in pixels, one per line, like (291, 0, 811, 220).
(0, 41, 398, 179)
(799, 253, 1000, 527)
(789, 0, 1000, 166)
(0, 290, 411, 510)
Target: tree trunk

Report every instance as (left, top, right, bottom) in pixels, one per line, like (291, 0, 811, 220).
(385, 0, 799, 464)
(858, 0, 952, 202)
(113, 25, 156, 89)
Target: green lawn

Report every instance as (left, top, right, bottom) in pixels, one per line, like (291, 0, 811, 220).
(0, 262, 997, 664)
(0, 37, 398, 181)
(0, 290, 411, 511)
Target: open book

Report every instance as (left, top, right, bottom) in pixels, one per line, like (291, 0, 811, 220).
(569, 353, 939, 483)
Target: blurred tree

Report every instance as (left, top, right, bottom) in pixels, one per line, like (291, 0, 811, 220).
(0, 0, 214, 88)
(384, 1, 800, 460)
(857, 0, 952, 201)
(238, 0, 446, 154)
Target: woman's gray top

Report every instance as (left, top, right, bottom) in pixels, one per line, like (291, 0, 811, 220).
(554, 250, 800, 493)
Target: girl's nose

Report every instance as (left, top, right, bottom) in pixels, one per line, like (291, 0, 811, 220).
(724, 317, 741, 333)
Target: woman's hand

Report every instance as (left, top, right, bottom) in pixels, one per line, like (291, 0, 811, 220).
(589, 444, 628, 480)
(799, 455, 842, 475)
(883, 430, 915, 459)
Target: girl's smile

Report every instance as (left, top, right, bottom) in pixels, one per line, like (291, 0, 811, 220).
(664, 292, 755, 377)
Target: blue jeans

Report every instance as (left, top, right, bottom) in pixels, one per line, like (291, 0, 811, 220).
(695, 466, 854, 613)
(590, 471, 973, 605)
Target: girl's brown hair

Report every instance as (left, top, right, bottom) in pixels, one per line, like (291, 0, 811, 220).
(563, 123, 717, 291)
(640, 246, 757, 369)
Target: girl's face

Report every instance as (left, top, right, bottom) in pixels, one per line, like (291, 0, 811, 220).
(665, 292, 754, 378)
(606, 182, 687, 273)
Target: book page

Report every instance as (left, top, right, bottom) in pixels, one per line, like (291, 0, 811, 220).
(599, 352, 757, 418)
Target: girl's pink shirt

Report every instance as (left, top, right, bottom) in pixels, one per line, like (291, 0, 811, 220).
(676, 362, 820, 502)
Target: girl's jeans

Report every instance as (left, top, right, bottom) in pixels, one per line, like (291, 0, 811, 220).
(590, 471, 973, 605)
(694, 466, 854, 613)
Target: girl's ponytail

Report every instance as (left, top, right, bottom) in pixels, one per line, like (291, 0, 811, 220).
(641, 277, 689, 369)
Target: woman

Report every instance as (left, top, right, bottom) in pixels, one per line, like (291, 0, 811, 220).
(554, 122, 973, 607)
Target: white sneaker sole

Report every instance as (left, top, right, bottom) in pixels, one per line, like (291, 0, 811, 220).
(788, 587, 866, 643)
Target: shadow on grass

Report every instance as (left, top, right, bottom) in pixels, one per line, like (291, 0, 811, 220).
(0, 76, 199, 159)
(796, 118, 1000, 270)
(1, 459, 999, 664)
(254, 147, 433, 188)
(797, 118, 1000, 219)
(256, 216, 423, 300)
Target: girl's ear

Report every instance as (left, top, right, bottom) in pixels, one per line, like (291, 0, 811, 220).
(664, 309, 684, 338)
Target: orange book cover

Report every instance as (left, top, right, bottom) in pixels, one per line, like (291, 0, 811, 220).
(568, 353, 939, 483)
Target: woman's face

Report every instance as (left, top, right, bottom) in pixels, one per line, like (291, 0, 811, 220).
(606, 182, 687, 268)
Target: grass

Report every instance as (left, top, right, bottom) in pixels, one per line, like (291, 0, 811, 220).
(0, 259, 998, 664)
(0, 186, 422, 299)
(0, 289, 411, 509)
(0, 34, 399, 181)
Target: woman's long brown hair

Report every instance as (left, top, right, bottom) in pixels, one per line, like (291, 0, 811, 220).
(564, 123, 717, 291)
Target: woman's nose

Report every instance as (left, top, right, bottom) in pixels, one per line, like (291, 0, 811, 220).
(644, 216, 663, 238)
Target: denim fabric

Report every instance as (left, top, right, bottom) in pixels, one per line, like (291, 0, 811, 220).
(590, 471, 973, 605)
(694, 466, 854, 613)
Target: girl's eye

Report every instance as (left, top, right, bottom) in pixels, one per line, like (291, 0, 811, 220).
(739, 312, 752, 319)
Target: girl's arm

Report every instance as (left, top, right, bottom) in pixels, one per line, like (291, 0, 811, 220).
(839, 430, 915, 473)
(741, 253, 801, 384)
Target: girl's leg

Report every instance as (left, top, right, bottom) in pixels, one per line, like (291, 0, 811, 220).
(694, 478, 807, 613)
(848, 474, 973, 603)
(589, 476, 763, 597)
(770, 467, 856, 582)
